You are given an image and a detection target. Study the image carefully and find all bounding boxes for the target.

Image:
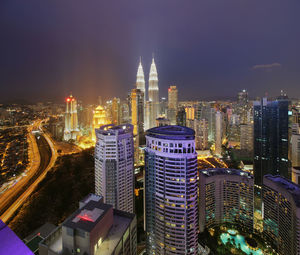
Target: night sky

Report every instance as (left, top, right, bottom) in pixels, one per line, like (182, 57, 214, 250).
(1, 0, 300, 103)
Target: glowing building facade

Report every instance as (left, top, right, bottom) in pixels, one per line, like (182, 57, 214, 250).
(168, 85, 178, 125)
(92, 105, 108, 142)
(145, 126, 198, 254)
(136, 58, 146, 104)
(63, 95, 79, 141)
(94, 124, 134, 213)
(263, 175, 300, 255)
(199, 168, 254, 233)
(215, 111, 223, 156)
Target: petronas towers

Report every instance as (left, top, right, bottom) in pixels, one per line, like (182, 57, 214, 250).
(136, 57, 159, 130)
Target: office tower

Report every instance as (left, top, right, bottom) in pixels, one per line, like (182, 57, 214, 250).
(131, 88, 144, 165)
(63, 94, 79, 141)
(253, 97, 289, 198)
(240, 123, 253, 152)
(200, 105, 216, 143)
(136, 57, 146, 104)
(215, 111, 223, 156)
(147, 57, 159, 129)
(111, 97, 121, 125)
(195, 119, 208, 150)
(92, 106, 108, 141)
(291, 134, 300, 167)
(263, 175, 300, 255)
(120, 102, 130, 124)
(237, 89, 249, 124)
(39, 194, 137, 255)
(199, 168, 254, 233)
(167, 85, 178, 125)
(176, 107, 186, 126)
(94, 124, 134, 213)
(160, 97, 168, 117)
(145, 126, 198, 255)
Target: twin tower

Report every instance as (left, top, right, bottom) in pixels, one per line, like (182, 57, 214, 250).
(136, 57, 159, 130)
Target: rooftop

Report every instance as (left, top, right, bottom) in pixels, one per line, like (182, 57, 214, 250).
(146, 125, 195, 140)
(200, 168, 253, 179)
(96, 124, 133, 136)
(0, 220, 33, 255)
(63, 201, 112, 233)
(264, 175, 300, 207)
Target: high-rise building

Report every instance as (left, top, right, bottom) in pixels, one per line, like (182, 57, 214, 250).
(240, 123, 253, 152)
(176, 107, 186, 126)
(39, 194, 137, 255)
(160, 97, 168, 117)
(63, 94, 79, 141)
(215, 111, 223, 156)
(147, 57, 159, 129)
(111, 97, 121, 125)
(168, 86, 178, 125)
(263, 175, 300, 255)
(92, 105, 108, 141)
(145, 126, 198, 254)
(94, 124, 134, 213)
(200, 105, 216, 143)
(199, 168, 254, 233)
(136, 57, 146, 103)
(195, 119, 209, 150)
(253, 97, 289, 198)
(237, 89, 249, 124)
(131, 88, 144, 165)
(291, 134, 300, 167)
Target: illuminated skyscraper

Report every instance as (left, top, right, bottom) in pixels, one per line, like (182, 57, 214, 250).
(63, 94, 79, 141)
(145, 126, 198, 254)
(94, 124, 134, 213)
(136, 57, 146, 103)
(240, 123, 253, 152)
(146, 57, 159, 129)
(237, 89, 249, 124)
(167, 85, 178, 125)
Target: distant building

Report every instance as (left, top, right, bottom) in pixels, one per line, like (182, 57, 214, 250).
(92, 106, 108, 141)
(237, 89, 249, 124)
(176, 107, 186, 126)
(167, 85, 178, 125)
(136, 58, 146, 104)
(240, 123, 253, 152)
(145, 126, 198, 254)
(63, 94, 79, 141)
(111, 97, 120, 125)
(199, 168, 254, 233)
(292, 167, 300, 185)
(253, 97, 289, 199)
(263, 175, 300, 255)
(291, 134, 300, 167)
(215, 111, 223, 156)
(39, 194, 137, 255)
(94, 124, 134, 213)
(155, 117, 170, 127)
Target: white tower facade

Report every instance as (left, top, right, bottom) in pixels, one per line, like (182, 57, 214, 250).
(136, 58, 146, 103)
(94, 124, 134, 213)
(146, 57, 159, 129)
(63, 94, 79, 141)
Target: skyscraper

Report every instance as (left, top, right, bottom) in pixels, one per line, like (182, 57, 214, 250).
(131, 88, 144, 165)
(167, 85, 178, 125)
(94, 124, 134, 213)
(215, 111, 223, 156)
(92, 105, 108, 141)
(63, 94, 79, 141)
(240, 123, 253, 152)
(147, 57, 159, 129)
(136, 58, 146, 104)
(237, 89, 249, 124)
(145, 126, 198, 254)
(111, 97, 121, 125)
(253, 97, 289, 198)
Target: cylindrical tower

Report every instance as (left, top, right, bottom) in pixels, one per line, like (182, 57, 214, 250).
(145, 125, 198, 255)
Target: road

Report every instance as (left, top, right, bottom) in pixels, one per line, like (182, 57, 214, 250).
(0, 121, 58, 223)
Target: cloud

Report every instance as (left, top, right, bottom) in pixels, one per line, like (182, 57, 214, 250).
(251, 62, 282, 71)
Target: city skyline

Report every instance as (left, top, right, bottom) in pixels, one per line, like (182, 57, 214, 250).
(1, 1, 300, 103)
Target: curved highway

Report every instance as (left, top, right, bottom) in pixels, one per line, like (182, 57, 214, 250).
(0, 129, 56, 223)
